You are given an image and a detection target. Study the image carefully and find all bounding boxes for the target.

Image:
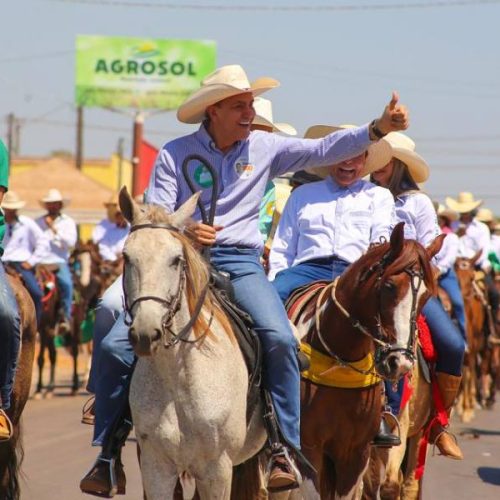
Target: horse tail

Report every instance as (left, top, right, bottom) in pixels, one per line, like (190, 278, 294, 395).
(231, 451, 265, 500)
(0, 422, 24, 500)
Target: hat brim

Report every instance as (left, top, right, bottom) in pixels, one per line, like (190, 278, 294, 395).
(39, 199, 70, 208)
(177, 77, 280, 124)
(2, 201, 26, 210)
(445, 197, 483, 214)
(303, 125, 392, 180)
(390, 147, 429, 183)
(438, 208, 458, 222)
(252, 115, 297, 136)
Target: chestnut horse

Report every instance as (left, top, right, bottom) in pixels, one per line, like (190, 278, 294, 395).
(288, 224, 443, 499)
(0, 273, 36, 499)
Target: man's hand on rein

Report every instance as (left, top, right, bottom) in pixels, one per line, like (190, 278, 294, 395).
(186, 222, 224, 247)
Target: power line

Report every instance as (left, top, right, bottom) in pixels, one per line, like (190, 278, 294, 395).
(44, 0, 500, 11)
(0, 50, 73, 64)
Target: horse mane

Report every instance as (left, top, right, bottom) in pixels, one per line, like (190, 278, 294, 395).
(134, 205, 234, 342)
(348, 239, 436, 295)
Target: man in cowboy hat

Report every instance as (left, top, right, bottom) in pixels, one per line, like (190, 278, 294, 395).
(2, 191, 48, 325)
(446, 192, 499, 327)
(92, 192, 130, 262)
(81, 63, 410, 495)
(0, 141, 22, 441)
(36, 189, 77, 333)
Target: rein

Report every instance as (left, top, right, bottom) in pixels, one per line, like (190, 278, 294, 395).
(123, 223, 213, 349)
(311, 254, 424, 378)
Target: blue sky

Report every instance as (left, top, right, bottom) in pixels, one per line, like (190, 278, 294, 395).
(1, 0, 499, 212)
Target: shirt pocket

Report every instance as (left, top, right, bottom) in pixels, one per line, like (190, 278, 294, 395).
(348, 209, 371, 230)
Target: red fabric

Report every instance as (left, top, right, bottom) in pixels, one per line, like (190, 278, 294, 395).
(135, 139, 159, 196)
(400, 374, 413, 411)
(417, 314, 437, 362)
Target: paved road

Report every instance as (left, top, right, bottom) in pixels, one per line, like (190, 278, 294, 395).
(19, 351, 500, 499)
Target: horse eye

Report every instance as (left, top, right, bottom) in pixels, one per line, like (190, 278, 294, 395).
(172, 256, 185, 268)
(384, 281, 396, 292)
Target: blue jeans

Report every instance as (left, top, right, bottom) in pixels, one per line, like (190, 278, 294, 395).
(56, 263, 73, 320)
(0, 263, 21, 409)
(7, 262, 43, 325)
(439, 268, 467, 341)
(91, 247, 301, 450)
(385, 296, 465, 414)
(272, 257, 350, 303)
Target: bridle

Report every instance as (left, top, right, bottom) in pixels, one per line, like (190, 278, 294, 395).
(122, 223, 212, 349)
(312, 249, 424, 377)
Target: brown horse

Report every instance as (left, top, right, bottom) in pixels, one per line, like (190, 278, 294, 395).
(287, 224, 443, 499)
(0, 274, 36, 500)
(454, 253, 486, 422)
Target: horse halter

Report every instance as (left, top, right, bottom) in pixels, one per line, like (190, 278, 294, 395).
(122, 223, 212, 349)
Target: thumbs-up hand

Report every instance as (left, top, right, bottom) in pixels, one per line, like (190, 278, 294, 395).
(371, 91, 409, 138)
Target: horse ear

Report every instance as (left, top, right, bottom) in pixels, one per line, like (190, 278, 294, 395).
(426, 234, 446, 259)
(171, 192, 201, 228)
(119, 186, 141, 224)
(471, 249, 483, 266)
(389, 222, 405, 259)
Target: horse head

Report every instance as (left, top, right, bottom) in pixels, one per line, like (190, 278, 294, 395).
(119, 187, 208, 356)
(455, 250, 482, 299)
(336, 222, 444, 381)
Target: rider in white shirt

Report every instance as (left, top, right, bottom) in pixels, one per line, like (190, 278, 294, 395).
(36, 189, 78, 332)
(1, 191, 48, 324)
(92, 194, 129, 262)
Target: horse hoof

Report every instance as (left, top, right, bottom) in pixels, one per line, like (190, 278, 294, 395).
(33, 392, 43, 401)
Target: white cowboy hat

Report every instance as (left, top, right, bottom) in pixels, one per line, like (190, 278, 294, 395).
(39, 188, 70, 207)
(252, 97, 297, 136)
(445, 192, 483, 214)
(177, 64, 279, 124)
(437, 203, 458, 222)
(303, 124, 393, 179)
(1, 191, 26, 210)
(476, 207, 494, 223)
(377, 132, 429, 183)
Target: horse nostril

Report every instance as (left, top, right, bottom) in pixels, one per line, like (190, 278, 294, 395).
(152, 329, 162, 343)
(387, 355, 399, 372)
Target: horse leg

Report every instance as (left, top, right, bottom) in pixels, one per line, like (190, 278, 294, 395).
(400, 432, 422, 500)
(195, 456, 233, 500)
(331, 449, 370, 500)
(137, 441, 178, 500)
(71, 328, 80, 396)
(34, 333, 46, 398)
(45, 332, 57, 398)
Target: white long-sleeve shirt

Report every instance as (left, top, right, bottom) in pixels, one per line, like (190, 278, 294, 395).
(2, 215, 50, 266)
(268, 177, 395, 280)
(435, 232, 459, 274)
(455, 218, 491, 272)
(36, 213, 78, 264)
(92, 219, 129, 261)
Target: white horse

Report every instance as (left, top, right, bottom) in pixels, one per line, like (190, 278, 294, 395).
(119, 188, 266, 499)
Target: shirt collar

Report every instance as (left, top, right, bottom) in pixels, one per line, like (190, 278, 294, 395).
(195, 123, 244, 154)
(326, 176, 364, 195)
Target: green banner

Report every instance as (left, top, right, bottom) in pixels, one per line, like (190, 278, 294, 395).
(75, 35, 216, 109)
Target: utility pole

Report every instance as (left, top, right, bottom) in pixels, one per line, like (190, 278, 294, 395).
(76, 106, 84, 170)
(131, 111, 144, 198)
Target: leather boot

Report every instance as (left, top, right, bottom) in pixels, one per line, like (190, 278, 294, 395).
(267, 449, 301, 493)
(371, 414, 401, 448)
(429, 372, 463, 460)
(0, 409, 13, 442)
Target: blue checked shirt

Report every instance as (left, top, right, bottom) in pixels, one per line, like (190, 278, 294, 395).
(146, 123, 372, 250)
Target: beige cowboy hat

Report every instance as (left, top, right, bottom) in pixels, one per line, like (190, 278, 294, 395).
(177, 64, 279, 124)
(476, 207, 494, 223)
(436, 203, 458, 222)
(1, 191, 26, 210)
(252, 97, 297, 136)
(39, 188, 70, 207)
(445, 192, 483, 214)
(303, 124, 393, 179)
(377, 132, 429, 183)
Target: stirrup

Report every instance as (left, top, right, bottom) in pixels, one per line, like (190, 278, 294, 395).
(82, 396, 96, 425)
(265, 446, 302, 492)
(0, 409, 14, 442)
(80, 455, 119, 498)
(382, 410, 402, 438)
(432, 428, 461, 458)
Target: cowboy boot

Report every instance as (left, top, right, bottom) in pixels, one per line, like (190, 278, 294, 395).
(429, 372, 463, 460)
(80, 414, 132, 497)
(371, 413, 401, 448)
(0, 409, 13, 442)
(267, 446, 301, 493)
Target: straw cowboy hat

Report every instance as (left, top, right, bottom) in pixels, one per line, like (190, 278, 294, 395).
(445, 192, 483, 214)
(177, 64, 279, 124)
(436, 203, 458, 222)
(39, 188, 70, 207)
(476, 207, 494, 223)
(252, 97, 297, 136)
(1, 191, 26, 210)
(303, 125, 393, 179)
(380, 132, 429, 183)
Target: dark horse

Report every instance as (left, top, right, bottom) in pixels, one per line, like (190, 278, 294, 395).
(289, 223, 443, 498)
(0, 273, 36, 499)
